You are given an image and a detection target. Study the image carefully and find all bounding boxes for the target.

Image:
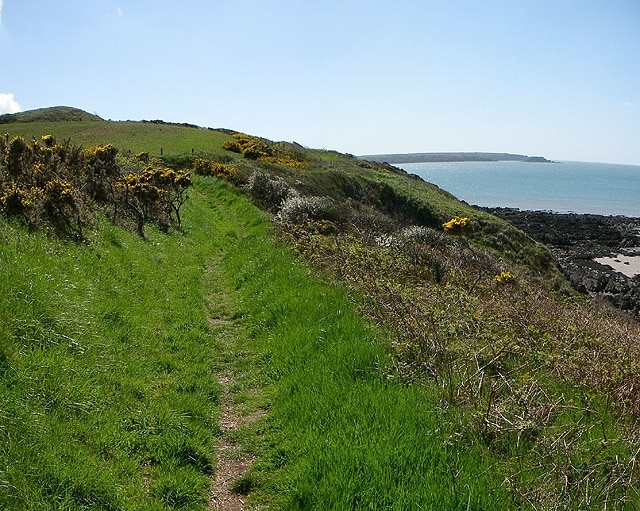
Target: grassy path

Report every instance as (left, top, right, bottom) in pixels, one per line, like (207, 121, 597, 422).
(216, 223, 516, 510)
(0, 177, 262, 510)
(1, 176, 518, 510)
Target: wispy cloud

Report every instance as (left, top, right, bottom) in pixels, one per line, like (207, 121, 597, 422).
(0, 0, 4, 25)
(0, 93, 21, 114)
(117, 7, 123, 17)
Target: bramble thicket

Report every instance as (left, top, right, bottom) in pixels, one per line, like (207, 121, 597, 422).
(0, 134, 191, 239)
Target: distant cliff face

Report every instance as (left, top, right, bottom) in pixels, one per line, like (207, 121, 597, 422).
(361, 152, 551, 164)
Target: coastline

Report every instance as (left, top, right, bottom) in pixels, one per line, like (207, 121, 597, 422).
(479, 207, 640, 317)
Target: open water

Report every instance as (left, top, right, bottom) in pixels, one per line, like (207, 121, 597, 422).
(398, 160, 640, 217)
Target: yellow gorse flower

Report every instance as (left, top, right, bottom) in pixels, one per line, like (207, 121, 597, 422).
(442, 216, 470, 232)
(494, 271, 515, 284)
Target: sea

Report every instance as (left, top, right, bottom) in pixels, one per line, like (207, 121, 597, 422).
(397, 160, 640, 218)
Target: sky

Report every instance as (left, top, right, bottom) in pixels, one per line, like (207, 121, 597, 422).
(0, 1, 639, 165)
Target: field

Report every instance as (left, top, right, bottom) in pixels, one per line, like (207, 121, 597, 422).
(0, 176, 516, 509)
(2, 120, 233, 157)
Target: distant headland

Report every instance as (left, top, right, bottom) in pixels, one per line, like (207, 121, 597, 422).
(361, 152, 551, 164)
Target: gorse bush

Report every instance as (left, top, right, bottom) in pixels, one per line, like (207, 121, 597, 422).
(192, 157, 238, 182)
(442, 215, 470, 232)
(116, 165, 191, 236)
(1, 134, 89, 238)
(494, 270, 515, 284)
(0, 134, 191, 239)
(223, 133, 307, 167)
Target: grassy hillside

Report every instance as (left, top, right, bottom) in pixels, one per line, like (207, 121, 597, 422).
(0, 177, 515, 509)
(2, 120, 233, 158)
(0, 106, 103, 123)
(2, 108, 640, 509)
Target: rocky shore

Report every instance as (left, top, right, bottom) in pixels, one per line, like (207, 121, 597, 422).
(480, 208, 640, 318)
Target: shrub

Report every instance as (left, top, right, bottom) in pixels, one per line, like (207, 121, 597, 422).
(276, 195, 340, 224)
(400, 225, 447, 247)
(135, 151, 150, 163)
(41, 134, 55, 147)
(116, 165, 192, 236)
(494, 270, 516, 284)
(192, 158, 237, 182)
(0, 135, 191, 239)
(222, 133, 306, 167)
(83, 144, 120, 203)
(6, 135, 30, 177)
(0, 183, 43, 218)
(442, 216, 470, 233)
(222, 140, 242, 153)
(350, 205, 399, 236)
(245, 170, 294, 210)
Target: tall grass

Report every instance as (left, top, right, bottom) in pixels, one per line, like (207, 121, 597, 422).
(220, 231, 517, 509)
(4, 120, 639, 509)
(273, 217, 640, 509)
(0, 177, 258, 510)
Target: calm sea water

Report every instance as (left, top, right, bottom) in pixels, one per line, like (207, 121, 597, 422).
(398, 160, 640, 217)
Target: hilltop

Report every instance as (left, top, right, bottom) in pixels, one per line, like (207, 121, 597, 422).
(0, 106, 104, 124)
(2, 106, 640, 510)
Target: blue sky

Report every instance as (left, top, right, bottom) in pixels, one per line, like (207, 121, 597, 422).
(1, 1, 638, 164)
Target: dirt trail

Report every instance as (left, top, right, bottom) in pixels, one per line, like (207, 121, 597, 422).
(206, 279, 265, 511)
(209, 370, 257, 511)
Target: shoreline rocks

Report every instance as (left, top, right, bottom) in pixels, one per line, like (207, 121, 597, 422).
(479, 207, 640, 318)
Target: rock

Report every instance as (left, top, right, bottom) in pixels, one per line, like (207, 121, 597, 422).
(479, 207, 640, 319)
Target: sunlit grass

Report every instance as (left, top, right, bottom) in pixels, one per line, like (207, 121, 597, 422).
(2, 121, 234, 157)
(220, 230, 516, 510)
(0, 178, 253, 509)
(3, 119, 638, 509)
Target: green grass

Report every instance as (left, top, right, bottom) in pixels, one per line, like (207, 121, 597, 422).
(0, 175, 522, 509)
(220, 227, 516, 510)
(3, 115, 638, 509)
(0, 177, 255, 509)
(2, 121, 234, 157)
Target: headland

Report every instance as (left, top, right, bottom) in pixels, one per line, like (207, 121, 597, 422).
(362, 152, 551, 164)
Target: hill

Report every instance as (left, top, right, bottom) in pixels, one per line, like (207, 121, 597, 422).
(1, 108, 233, 157)
(2, 107, 640, 509)
(0, 106, 104, 124)
(362, 151, 551, 163)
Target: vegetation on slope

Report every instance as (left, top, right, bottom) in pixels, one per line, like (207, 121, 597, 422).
(0, 175, 517, 510)
(0, 134, 191, 239)
(0, 106, 104, 124)
(2, 109, 640, 509)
